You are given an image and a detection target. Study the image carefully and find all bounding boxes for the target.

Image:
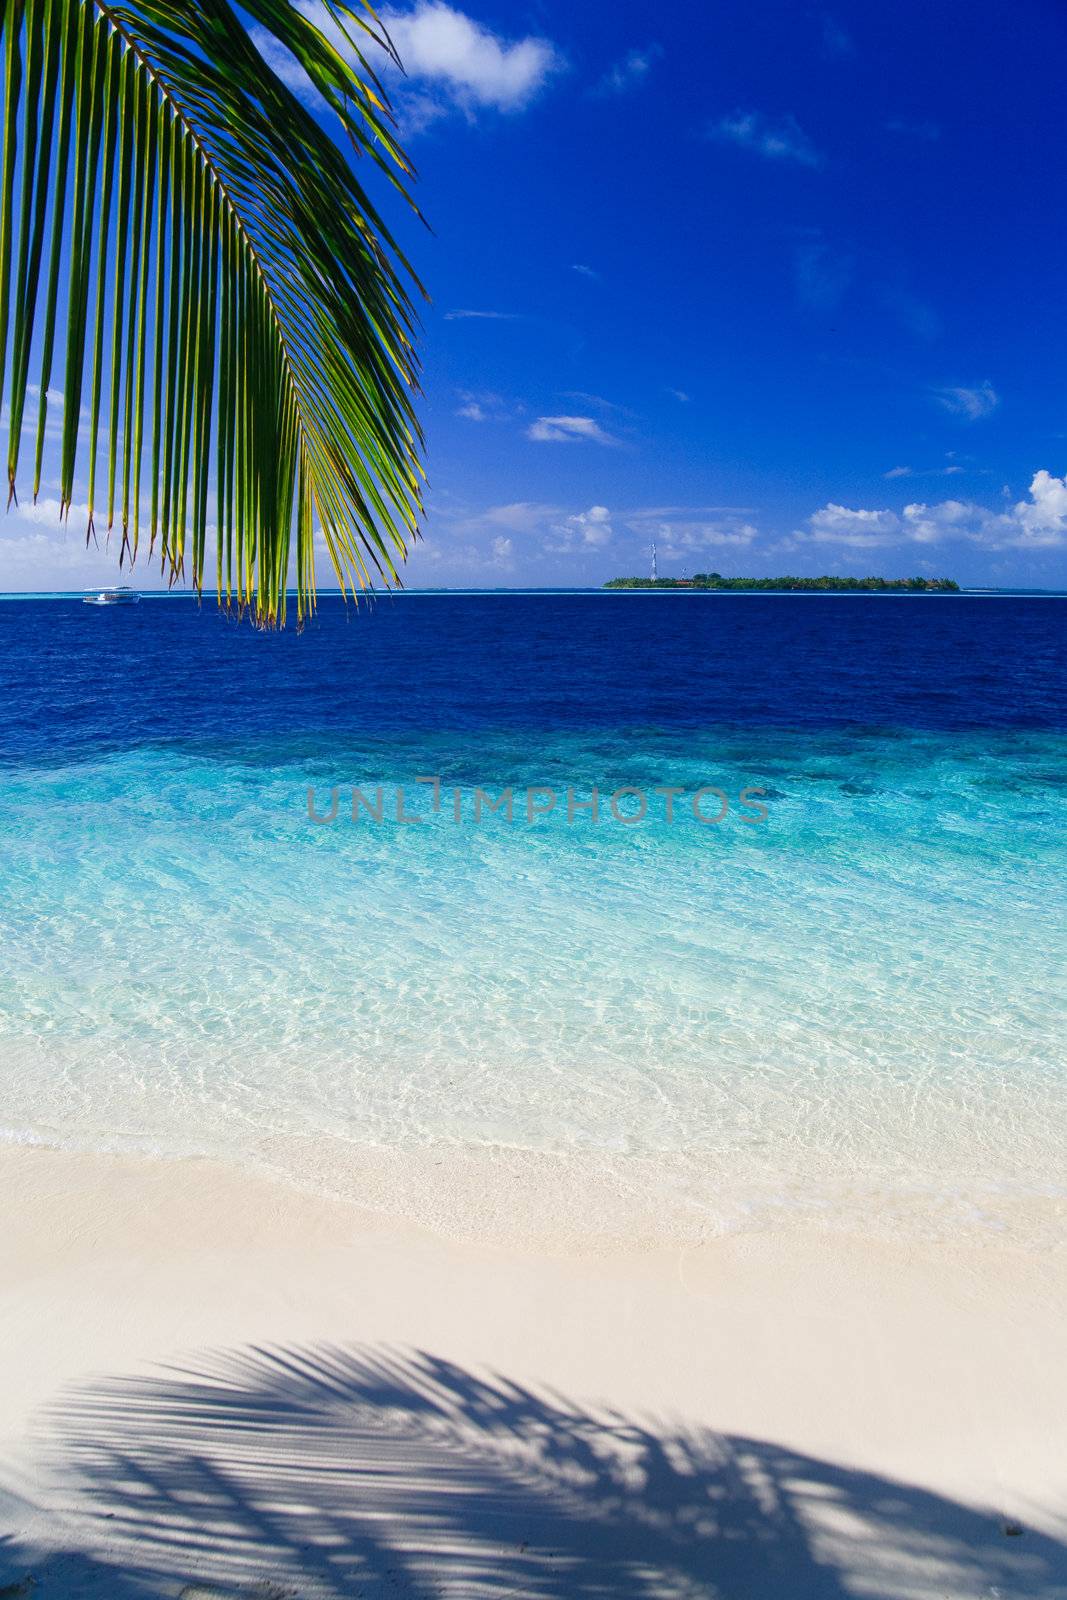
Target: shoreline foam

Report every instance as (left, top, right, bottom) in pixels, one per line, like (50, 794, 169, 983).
(4, 1120, 1067, 1254)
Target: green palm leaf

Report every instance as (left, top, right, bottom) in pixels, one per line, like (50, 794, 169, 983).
(0, 0, 424, 625)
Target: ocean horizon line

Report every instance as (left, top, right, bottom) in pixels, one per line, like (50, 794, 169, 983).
(3, 585, 1067, 600)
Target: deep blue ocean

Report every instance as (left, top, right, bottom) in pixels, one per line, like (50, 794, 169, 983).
(1, 593, 1064, 1242)
(4, 592, 1065, 762)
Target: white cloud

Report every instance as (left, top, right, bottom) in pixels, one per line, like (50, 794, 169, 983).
(454, 389, 513, 423)
(0, 500, 178, 590)
(256, 2, 561, 126)
(249, 27, 315, 96)
(435, 500, 614, 565)
(933, 382, 999, 420)
(900, 499, 975, 543)
(418, 537, 514, 575)
(6, 497, 92, 531)
(666, 388, 689, 403)
(885, 460, 967, 481)
(655, 523, 758, 551)
(571, 263, 599, 280)
(25, 383, 64, 406)
(1006, 470, 1067, 546)
(258, 12, 454, 129)
(806, 504, 901, 546)
(444, 309, 519, 321)
(453, 389, 512, 422)
(382, 1, 561, 112)
(421, 472, 1067, 583)
(454, 502, 559, 536)
(595, 44, 662, 95)
(802, 499, 995, 549)
(388, 91, 451, 138)
(624, 508, 759, 552)
(710, 111, 822, 168)
(526, 415, 619, 445)
(800, 469, 1067, 552)
(549, 505, 613, 550)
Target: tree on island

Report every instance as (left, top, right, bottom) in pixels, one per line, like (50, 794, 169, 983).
(603, 574, 960, 592)
(0, 0, 423, 626)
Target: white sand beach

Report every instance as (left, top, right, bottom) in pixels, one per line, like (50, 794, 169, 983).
(1, 1143, 1066, 1598)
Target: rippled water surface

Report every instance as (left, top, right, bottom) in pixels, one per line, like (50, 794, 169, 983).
(1, 594, 1064, 1241)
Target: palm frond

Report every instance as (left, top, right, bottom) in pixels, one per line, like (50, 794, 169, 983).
(0, 0, 425, 626)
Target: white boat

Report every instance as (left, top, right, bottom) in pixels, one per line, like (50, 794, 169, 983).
(83, 586, 141, 606)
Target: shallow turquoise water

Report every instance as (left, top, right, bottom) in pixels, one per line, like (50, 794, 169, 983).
(2, 720, 1065, 1239)
(2, 595, 1065, 1241)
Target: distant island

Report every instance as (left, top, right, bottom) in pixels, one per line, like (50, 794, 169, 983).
(604, 573, 960, 592)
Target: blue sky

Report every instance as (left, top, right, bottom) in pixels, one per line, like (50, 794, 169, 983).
(378, 0, 1067, 587)
(5, 0, 1067, 589)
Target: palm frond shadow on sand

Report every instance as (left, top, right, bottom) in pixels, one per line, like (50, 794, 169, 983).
(4, 1342, 1066, 1598)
